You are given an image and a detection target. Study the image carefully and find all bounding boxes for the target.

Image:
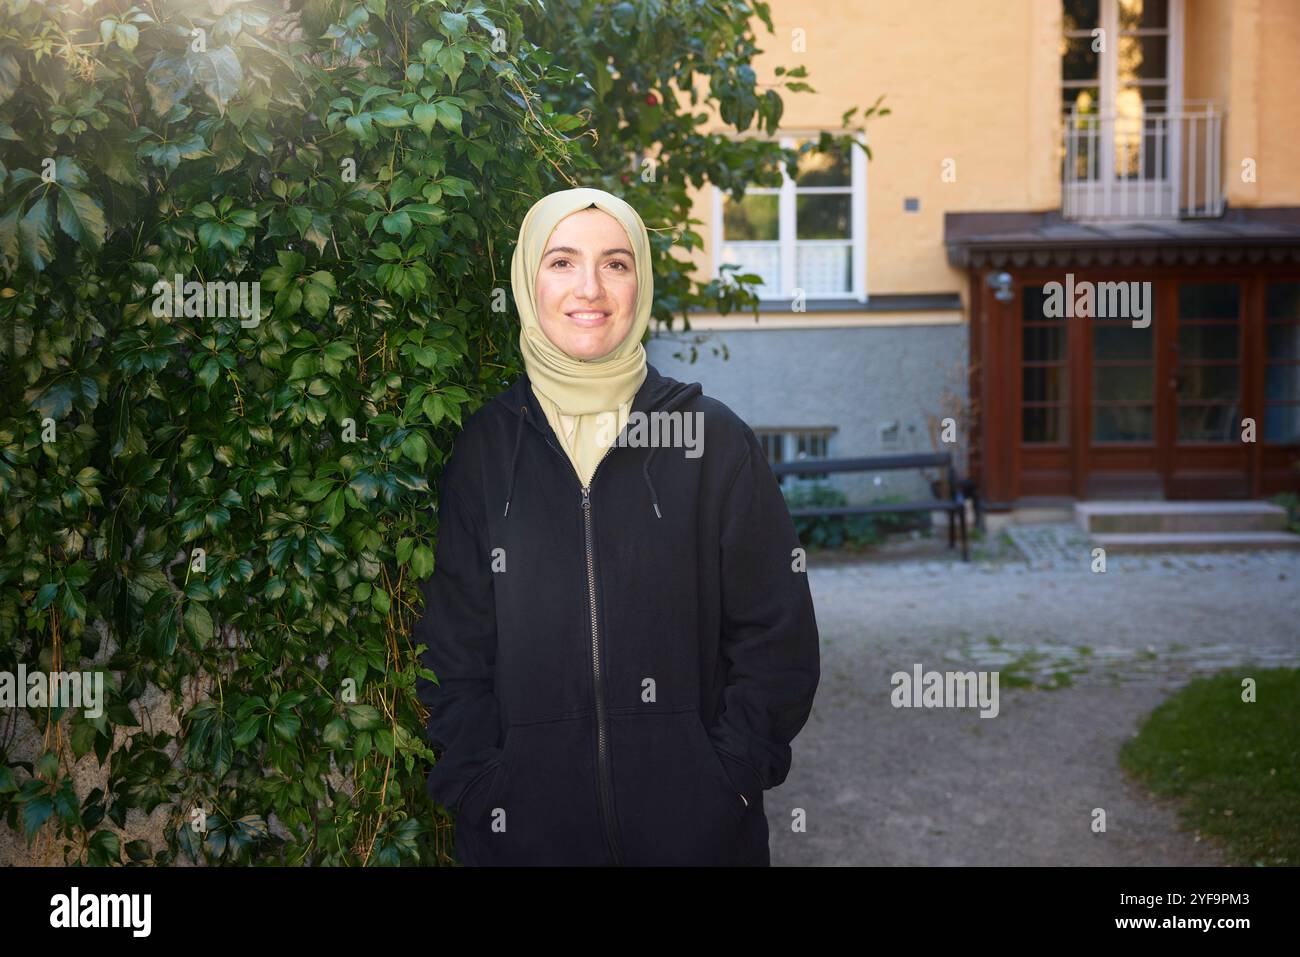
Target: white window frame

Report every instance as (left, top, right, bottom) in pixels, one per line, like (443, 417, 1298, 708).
(756, 427, 837, 488)
(711, 131, 867, 303)
(1062, 0, 1185, 194)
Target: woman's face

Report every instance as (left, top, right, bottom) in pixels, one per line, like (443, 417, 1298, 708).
(534, 208, 638, 360)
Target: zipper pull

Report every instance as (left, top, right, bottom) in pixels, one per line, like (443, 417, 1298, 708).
(582, 486, 591, 509)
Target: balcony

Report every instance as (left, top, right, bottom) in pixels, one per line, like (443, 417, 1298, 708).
(1062, 101, 1225, 221)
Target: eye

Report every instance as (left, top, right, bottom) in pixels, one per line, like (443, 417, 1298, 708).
(608, 260, 630, 271)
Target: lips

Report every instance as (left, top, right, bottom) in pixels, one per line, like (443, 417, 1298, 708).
(565, 310, 610, 326)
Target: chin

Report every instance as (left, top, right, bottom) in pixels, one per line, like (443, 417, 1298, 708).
(562, 329, 618, 359)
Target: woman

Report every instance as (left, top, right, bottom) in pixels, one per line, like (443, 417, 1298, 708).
(414, 186, 820, 866)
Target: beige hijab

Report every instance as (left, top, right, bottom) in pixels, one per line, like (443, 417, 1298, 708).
(510, 188, 652, 487)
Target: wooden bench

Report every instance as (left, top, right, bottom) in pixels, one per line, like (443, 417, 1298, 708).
(770, 452, 976, 561)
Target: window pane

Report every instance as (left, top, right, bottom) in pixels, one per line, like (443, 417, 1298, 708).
(796, 194, 850, 240)
(1118, 0, 1168, 30)
(1062, 36, 1099, 82)
(1063, 0, 1100, 31)
(1024, 366, 1067, 403)
(722, 193, 778, 241)
(1063, 86, 1101, 116)
(1265, 365, 1300, 402)
(797, 432, 829, 458)
(1118, 35, 1167, 82)
(1267, 324, 1300, 360)
(758, 433, 784, 463)
(1095, 325, 1154, 359)
(1117, 82, 1167, 109)
(1025, 326, 1067, 361)
(795, 244, 851, 295)
(1179, 324, 1239, 360)
(1178, 405, 1236, 442)
(1095, 365, 1153, 401)
(794, 143, 850, 187)
(1022, 285, 1066, 322)
(1266, 282, 1300, 321)
(720, 243, 780, 295)
(1264, 405, 1300, 444)
(1178, 366, 1238, 401)
(1094, 405, 1153, 442)
(1024, 406, 1067, 443)
(1180, 282, 1239, 320)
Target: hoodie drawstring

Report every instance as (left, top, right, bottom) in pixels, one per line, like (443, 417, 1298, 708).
(642, 450, 662, 519)
(502, 406, 526, 518)
(504, 385, 699, 521)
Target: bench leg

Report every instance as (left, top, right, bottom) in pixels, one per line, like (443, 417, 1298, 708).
(959, 503, 969, 562)
(947, 510, 955, 548)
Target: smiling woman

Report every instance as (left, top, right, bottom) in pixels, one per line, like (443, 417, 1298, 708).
(534, 208, 639, 361)
(413, 186, 821, 866)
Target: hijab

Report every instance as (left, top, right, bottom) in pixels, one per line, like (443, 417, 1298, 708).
(510, 187, 652, 488)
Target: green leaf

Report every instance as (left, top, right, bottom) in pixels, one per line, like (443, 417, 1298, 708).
(146, 51, 196, 116)
(321, 488, 345, 526)
(194, 47, 243, 113)
(439, 12, 469, 40)
(412, 103, 436, 135)
(381, 211, 411, 239)
(410, 545, 434, 579)
(23, 796, 54, 840)
(303, 280, 332, 319)
(435, 100, 463, 134)
(323, 717, 349, 749)
(435, 47, 465, 89)
(34, 583, 59, 611)
(347, 704, 383, 731)
(114, 23, 140, 52)
(183, 602, 214, 643)
(18, 198, 54, 272)
(0, 52, 20, 106)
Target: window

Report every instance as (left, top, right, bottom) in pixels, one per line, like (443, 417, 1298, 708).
(713, 134, 866, 301)
(1092, 309, 1156, 443)
(755, 428, 836, 486)
(1176, 281, 1240, 443)
(1264, 281, 1300, 445)
(1021, 285, 1070, 444)
(1061, 0, 1191, 218)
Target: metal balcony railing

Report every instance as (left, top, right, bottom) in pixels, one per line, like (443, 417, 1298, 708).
(1062, 101, 1225, 220)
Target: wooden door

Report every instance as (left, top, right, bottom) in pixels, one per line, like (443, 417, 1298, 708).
(1160, 277, 1253, 497)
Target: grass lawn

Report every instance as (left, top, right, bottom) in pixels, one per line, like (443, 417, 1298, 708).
(1119, 668, 1299, 866)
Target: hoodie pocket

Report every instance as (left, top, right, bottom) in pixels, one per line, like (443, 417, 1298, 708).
(455, 716, 608, 866)
(608, 708, 747, 865)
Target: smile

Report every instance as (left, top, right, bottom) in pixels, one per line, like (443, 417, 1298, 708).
(566, 311, 610, 325)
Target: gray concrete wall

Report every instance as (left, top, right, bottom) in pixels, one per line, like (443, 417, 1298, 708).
(647, 323, 969, 504)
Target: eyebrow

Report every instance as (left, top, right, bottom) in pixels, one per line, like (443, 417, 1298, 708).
(542, 246, 635, 259)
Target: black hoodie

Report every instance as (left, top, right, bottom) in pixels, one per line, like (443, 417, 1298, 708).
(413, 363, 821, 866)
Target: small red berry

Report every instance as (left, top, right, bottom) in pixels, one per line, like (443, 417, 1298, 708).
(645, 92, 658, 107)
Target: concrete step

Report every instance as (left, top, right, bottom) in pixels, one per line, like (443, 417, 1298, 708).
(1076, 500, 1290, 534)
(1091, 531, 1300, 553)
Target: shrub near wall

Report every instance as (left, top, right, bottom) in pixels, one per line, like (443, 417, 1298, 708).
(0, 0, 581, 865)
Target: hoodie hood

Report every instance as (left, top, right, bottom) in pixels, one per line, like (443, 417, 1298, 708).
(492, 363, 703, 521)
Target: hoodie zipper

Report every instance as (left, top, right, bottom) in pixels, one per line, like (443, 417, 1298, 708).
(581, 443, 622, 865)
(538, 431, 624, 865)
(515, 386, 698, 865)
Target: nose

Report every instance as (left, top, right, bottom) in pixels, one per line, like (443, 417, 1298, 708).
(573, 261, 605, 301)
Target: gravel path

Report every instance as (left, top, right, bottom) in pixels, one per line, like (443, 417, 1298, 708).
(769, 534, 1300, 866)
